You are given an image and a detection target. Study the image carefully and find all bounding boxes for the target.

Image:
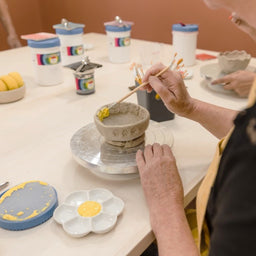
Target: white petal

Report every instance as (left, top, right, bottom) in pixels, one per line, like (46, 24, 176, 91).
(88, 188, 113, 203)
(63, 217, 92, 237)
(65, 191, 89, 207)
(53, 204, 77, 224)
(91, 213, 117, 233)
(102, 197, 124, 216)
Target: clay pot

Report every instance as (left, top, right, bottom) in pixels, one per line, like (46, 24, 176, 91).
(94, 102, 150, 147)
(218, 50, 251, 74)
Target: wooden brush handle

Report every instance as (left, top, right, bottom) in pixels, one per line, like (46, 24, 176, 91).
(117, 65, 170, 104)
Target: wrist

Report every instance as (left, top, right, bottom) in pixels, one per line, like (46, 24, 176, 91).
(149, 198, 185, 232)
(179, 98, 198, 119)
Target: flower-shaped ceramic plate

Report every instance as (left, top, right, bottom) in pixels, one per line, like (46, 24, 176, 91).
(53, 188, 124, 237)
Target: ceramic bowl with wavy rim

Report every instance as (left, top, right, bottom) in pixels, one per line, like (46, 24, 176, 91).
(53, 188, 124, 237)
(218, 50, 251, 74)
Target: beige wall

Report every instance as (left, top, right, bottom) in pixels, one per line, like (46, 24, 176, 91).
(1, 0, 255, 56)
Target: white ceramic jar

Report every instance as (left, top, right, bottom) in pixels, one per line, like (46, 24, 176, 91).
(172, 24, 199, 66)
(53, 21, 85, 66)
(28, 38, 63, 86)
(104, 18, 133, 64)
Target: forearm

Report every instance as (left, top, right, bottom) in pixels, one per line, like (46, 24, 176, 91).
(152, 204, 199, 256)
(184, 99, 238, 139)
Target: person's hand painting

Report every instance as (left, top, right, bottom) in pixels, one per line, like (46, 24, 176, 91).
(141, 63, 195, 117)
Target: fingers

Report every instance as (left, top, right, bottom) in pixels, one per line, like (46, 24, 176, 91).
(136, 149, 145, 166)
(137, 143, 173, 162)
(142, 63, 166, 83)
(211, 75, 231, 85)
(152, 143, 163, 157)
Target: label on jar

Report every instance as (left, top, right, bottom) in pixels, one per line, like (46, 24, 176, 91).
(75, 76, 94, 91)
(109, 36, 130, 47)
(36, 52, 61, 65)
(67, 45, 84, 56)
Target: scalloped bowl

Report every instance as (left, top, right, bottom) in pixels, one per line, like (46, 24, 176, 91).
(94, 102, 150, 147)
(0, 84, 26, 104)
(218, 50, 251, 74)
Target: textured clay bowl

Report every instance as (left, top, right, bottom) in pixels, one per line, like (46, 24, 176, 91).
(94, 102, 150, 147)
(218, 50, 251, 74)
(0, 84, 26, 104)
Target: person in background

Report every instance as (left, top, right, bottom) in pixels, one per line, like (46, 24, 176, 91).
(136, 0, 256, 255)
(211, 12, 256, 97)
(0, 0, 21, 48)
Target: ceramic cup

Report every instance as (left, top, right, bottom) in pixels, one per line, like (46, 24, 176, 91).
(172, 23, 199, 67)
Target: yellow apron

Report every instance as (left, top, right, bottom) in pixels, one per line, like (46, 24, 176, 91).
(196, 79, 256, 254)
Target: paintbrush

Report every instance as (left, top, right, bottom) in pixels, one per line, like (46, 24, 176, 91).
(113, 57, 182, 106)
(97, 56, 183, 121)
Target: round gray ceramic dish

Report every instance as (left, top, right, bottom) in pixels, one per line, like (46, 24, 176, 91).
(94, 102, 150, 147)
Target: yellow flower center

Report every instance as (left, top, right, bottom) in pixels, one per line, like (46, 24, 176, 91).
(77, 201, 102, 217)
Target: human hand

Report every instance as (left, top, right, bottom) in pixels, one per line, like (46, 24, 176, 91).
(141, 62, 195, 117)
(211, 70, 256, 97)
(229, 12, 256, 42)
(136, 143, 184, 228)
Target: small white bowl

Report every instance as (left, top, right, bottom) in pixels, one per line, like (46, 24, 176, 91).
(218, 50, 251, 74)
(0, 84, 26, 104)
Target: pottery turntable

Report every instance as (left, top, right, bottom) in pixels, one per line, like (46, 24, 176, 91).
(70, 121, 174, 180)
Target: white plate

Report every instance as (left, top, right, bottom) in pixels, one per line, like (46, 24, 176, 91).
(53, 188, 124, 237)
(200, 63, 255, 94)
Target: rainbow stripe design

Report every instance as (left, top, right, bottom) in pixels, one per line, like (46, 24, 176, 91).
(75, 77, 94, 91)
(67, 45, 84, 56)
(114, 37, 130, 47)
(36, 52, 61, 65)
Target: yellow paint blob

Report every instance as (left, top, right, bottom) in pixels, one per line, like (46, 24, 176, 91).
(0, 181, 51, 222)
(155, 94, 161, 100)
(0, 180, 48, 204)
(97, 107, 110, 122)
(2, 214, 18, 221)
(77, 201, 102, 217)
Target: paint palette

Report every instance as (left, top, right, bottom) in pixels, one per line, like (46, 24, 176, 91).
(53, 188, 124, 237)
(0, 181, 58, 230)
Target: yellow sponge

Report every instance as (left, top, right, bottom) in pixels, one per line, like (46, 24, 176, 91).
(0, 79, 8, 91)
(0, 75, 19, 90)
(8, 72, 24, 87)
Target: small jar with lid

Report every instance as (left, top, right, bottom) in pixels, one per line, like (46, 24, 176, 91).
(104, 16, 134, 63)
(27, 37, 63, 86)
(53, 19, 85, 66)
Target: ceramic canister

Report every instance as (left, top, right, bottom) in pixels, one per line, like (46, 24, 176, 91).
(74, 69, 95, 95)
(53, 20, 85, 66)
(27, 37, 63, 86)
(104, 17, 134, 63)
(172, 23, 199, 66)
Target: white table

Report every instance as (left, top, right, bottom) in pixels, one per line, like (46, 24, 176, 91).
(0, 33, 249, 256)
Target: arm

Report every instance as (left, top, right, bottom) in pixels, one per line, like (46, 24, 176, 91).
(136, 144, 199, 256)
(0, 0, 21, 48)
(142, 63, 237, 139)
